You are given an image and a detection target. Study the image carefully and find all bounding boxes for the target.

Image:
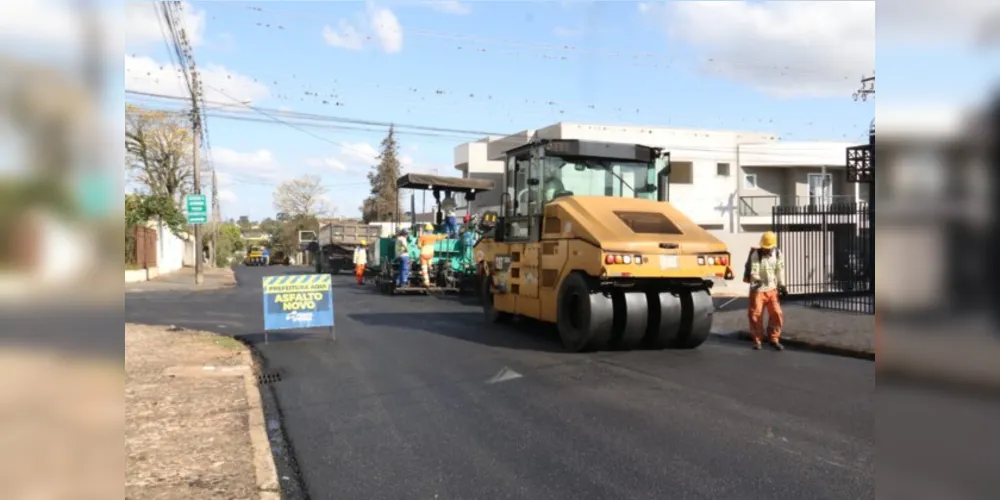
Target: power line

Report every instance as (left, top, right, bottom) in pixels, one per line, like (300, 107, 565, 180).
(125, 89, 507, 137)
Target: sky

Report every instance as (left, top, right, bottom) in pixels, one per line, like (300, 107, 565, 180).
(114, 0, 994, 221)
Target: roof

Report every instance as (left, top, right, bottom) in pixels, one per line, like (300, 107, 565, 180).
(396, 173, 495, 192)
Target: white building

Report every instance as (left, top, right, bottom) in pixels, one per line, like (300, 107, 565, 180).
(452, 122, 864, 234)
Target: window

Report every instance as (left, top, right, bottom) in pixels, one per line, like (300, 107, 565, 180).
(670, 161, 694, 184)
(743, 173, 758, 190)
(541, 157, 657, 202)
(716, 162, 731, 176)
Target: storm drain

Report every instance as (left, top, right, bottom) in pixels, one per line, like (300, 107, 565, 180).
(257, 371, 283, 385)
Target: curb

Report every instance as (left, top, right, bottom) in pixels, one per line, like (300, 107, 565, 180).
(733, 330, 875, 361)
(241, 351, 282, 499)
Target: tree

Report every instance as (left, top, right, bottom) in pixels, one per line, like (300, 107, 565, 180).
(272, 174, 331, 218)
(361, 125, 402, 222)
(124, 193, 186, 235)
(205, 222, 245, 267)
(125, 104, 196, 203)
(236, 215, 252, 232)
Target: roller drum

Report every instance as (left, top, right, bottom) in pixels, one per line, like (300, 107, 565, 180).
(673, 289, 714, 349)
(557, 273, 614, 352)
(610, 291, 649, 350)
(644, 291, 683, 350)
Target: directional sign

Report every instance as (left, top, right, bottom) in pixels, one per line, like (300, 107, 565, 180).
(185, 194, 208, 224)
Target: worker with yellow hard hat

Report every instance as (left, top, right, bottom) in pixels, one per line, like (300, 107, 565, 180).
(417, 223, 437, 288)
(353, 239, 368, 286)
(746, 231, 788, 351)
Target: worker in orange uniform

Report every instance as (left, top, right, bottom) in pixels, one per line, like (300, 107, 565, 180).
(417, 223, 437, 288)
(748, 231, 788, 351)
(353, 239, 368, 286)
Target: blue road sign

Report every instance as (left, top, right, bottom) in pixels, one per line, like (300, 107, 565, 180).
(261, 274, 334, 331)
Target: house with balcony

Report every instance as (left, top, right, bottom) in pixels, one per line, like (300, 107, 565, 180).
(452, 122, 860, 235)
(735, 141, 870, 231)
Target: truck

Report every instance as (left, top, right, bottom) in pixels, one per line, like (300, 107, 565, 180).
(313, 221, 383, 274)
(475, 138, 736, 352)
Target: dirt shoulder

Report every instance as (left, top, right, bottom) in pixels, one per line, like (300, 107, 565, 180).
(125, 323, 276, 499)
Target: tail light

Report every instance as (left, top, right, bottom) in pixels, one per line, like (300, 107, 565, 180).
(698, 254, 730, 266)
(605, 253, 643, 265)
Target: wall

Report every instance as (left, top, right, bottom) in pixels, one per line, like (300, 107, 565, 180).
(738, 141, 856, 167)
(151, 221, 190, 274)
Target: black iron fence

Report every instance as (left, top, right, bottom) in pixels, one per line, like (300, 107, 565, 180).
(773, 199, 873, 314)
(741, 195, 863, 217)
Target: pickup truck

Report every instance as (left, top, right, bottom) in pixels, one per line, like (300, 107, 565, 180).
(313, 222, 382, 274)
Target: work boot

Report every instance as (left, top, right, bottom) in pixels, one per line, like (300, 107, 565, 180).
(770, 341, 785, 351)
(752, 342, 762, 351)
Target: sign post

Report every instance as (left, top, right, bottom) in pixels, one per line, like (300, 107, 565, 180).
(261, 274, 335, 344)
(185, 194, 208, 225)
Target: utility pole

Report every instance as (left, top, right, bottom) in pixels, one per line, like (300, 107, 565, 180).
(211, 168, 219, 267)
(193, 109, 204, 285)
(853, 74, 875, 102)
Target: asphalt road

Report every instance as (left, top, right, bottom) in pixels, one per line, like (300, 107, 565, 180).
(126, 265, 874, 500)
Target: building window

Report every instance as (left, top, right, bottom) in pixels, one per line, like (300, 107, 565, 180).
(716, 162, 731, 176)
(670, 161, 694, 184)
(743, 173, 758, 190)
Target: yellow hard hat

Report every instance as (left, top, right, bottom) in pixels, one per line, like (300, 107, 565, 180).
(759, 231, 777, 249)
(360, 239, 367, 246)
(424, 223, 434, 231)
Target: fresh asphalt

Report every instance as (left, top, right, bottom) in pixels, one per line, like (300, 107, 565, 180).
(126, 265, 874, 500)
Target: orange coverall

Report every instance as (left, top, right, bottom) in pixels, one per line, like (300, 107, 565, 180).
(748, 249, 785, 345)
(353, 246, 367, 285)
(417, 234, 438, 287)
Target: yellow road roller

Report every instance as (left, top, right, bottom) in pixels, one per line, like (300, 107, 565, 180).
(475, 139, 735, 352)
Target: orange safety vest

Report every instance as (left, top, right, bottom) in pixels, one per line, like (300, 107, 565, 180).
(418, 235, 437, 259)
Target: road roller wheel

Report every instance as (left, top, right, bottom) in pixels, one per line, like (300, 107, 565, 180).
(556, 272, 614, 352)
(610, 291, 649, 350)
(480, 272, 511, 324)
(643, 291, 683, 350)
(671, 289, 714, 349)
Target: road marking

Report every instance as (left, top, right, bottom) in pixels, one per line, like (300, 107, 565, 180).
(486, 366, 523, 384)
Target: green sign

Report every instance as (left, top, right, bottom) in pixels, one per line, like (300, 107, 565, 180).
(185, 194, 208, 224)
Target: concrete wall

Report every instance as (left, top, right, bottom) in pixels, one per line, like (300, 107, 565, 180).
(153, 221, 189, 275)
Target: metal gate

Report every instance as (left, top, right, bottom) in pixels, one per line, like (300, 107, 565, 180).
(772, 200, 873, 314)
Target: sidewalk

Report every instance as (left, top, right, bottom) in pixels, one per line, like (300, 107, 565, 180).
(125, 324, 278, 499)
(713, 299, 875, 359)
(126, 267, 237, 293)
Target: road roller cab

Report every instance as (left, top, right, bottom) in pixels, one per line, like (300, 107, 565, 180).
(475, 138, 734, 352)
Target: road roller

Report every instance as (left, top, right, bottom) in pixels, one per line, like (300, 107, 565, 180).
(474, 138, 735, 352)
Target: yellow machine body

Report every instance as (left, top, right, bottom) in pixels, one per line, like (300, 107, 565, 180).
(474, 139, 734, 352)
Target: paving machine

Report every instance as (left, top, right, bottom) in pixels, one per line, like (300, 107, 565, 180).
(475, 139, 736, 352)
(373, 173, 494, 294)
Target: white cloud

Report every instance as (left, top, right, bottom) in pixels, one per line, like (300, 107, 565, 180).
(304, 142, 432, 177)
(553, 26, 581, 38)
(322, 21, 364, 51)
(211, 147, 283, 183)
(640, 1, 875, 98)
(423, 1, 471, 15)
(217, 189, 238, 203)
(125, 55, 271, 106)
(321, 5, 403, 54)
(370, 6, 404, 54)
(125, 1, 205, 48)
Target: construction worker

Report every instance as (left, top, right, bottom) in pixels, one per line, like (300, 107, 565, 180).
(748, 231, 789, 351)
(441, 195, 458, 238)
(417, 223, 437, 287)
(395, 229, 410, 287)
(353, 240, 368, 286)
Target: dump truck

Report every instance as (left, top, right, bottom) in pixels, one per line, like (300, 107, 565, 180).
(314, 221, 382, 274)
(475, 138, 736, 352)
